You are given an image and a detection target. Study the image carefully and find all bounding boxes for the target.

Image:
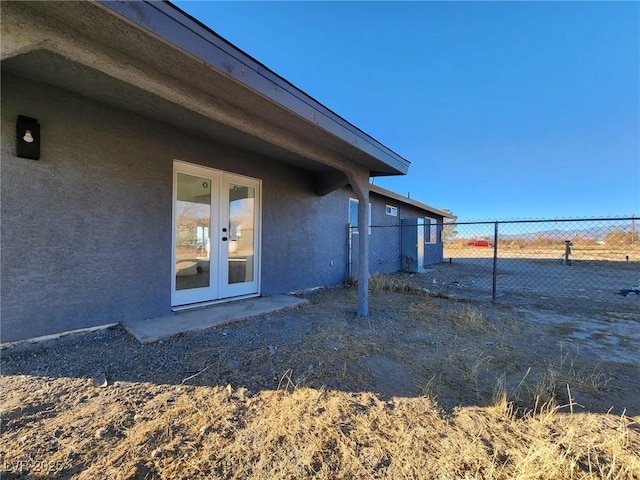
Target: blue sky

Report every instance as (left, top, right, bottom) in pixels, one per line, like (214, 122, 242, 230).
(174, 1, 639, 221)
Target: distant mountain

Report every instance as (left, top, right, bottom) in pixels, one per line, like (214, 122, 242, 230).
(501, 223, 635, 240)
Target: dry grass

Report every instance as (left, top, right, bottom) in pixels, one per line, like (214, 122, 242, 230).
(2, 279, 639, 479)
(361, 274, 417, 294)
(512, 348, 615, 409)
(445, 243, 640, 262)
(2, 376, 638, 479)
(483, 347, 616, 416)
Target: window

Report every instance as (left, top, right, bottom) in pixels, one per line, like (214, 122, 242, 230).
(349, 198, 358, 228)
(385, 205, 398, 216)
(425, 217, 438, 243)
(349, 198, 371, 234)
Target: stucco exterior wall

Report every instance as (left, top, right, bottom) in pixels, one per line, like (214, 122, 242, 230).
(348, 192, 446, 277)
(368, 194, 401, 274)
(1, 73, 350, 342)
(371, 192, 445, 268)
(397, 201, 445, 267)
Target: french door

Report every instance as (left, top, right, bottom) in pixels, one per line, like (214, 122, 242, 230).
(172, 161, 261, 307)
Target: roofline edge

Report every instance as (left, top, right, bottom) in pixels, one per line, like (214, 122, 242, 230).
(96, 0, 411, 176)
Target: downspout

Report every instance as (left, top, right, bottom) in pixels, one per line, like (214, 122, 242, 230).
(346, 170, 370, 317)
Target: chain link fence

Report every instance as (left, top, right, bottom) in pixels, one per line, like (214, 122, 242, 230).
(349, 225, 402, 276)
(349, 217, 640, 316)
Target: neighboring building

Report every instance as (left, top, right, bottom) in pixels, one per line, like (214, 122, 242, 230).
(0, 1, 448, 343)
(348, 185, 455, 276)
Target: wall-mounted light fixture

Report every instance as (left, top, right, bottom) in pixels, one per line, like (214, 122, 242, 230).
(16, 115, 40, 160)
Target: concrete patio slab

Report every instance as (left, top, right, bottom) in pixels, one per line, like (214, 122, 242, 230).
(122, 295, 308, 344)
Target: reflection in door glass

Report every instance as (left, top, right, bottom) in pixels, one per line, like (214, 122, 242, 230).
(175, 173, 211, 291)
(228, 184, 255, 284)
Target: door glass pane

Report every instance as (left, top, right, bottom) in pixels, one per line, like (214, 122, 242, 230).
(175, 173, 211, 291)
(228, 184, 255, 284)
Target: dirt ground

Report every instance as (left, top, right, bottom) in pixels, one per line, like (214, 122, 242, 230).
(426, 252, 640, 319)
(1, 275, 639, 478)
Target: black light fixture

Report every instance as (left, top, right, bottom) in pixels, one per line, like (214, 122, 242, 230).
(16, 115, 40, 160)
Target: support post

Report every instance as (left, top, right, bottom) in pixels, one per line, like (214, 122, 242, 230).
(347, 224, 353, 280)
(492, 221, 498, 303)
(346, 169, 370, 318)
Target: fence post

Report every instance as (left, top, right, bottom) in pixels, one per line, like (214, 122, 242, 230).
(492, 221, 498, 303)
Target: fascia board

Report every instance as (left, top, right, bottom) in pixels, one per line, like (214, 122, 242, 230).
(370, 185, 455, 219)
(97, 0, 410, 175)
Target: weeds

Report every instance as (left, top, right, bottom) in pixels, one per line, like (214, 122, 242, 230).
(277, 368, 297, 393)
(527, 367, 559, 407)
(524, 346, 614, 407)
(561, 361, 614, 396)
(489, 345, 615, 421)
(2, 282, 638, 479)
(406, 298, 440, 324)
(366, 273, 416, 294)
(454, 304, 492, 333)
(417, 373, 439, 402)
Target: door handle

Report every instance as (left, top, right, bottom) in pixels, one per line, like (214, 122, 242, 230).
(222, 237, 228, 241)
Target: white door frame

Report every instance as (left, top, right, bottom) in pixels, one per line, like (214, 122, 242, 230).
(171, 160, 262, 307)
(219, 171, 262, 299)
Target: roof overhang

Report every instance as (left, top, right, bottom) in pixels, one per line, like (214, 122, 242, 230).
(1, 1, 410, 186)
(370, 185, 455, 219)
